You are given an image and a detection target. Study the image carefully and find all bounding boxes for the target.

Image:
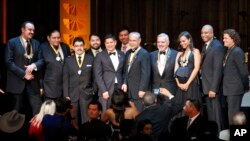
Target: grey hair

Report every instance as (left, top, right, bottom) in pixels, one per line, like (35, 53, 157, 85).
(232, 112, 247, 125)
(157, 33, 169, 42)
(129, 32, 141, 39)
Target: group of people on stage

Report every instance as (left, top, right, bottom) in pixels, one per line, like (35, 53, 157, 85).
(1, 21, 249, 141)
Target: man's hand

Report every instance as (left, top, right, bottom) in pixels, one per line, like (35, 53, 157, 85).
(102, 91, 109, 100)
(24, 73, 34, 80)
(160, 88, 173, 98)
(208, 90, 216, 98)
(25, 63, 36, 74)
(121, 84, 127, 93)
(0, 89, 5, 94)
(40, 89, 44, 96)
(138, 91, 145, 98)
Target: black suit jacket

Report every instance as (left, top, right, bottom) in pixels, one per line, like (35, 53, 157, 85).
(40, 41, 71, 98)
(124, 47, 151, 100)
(150, 49, 177, 96)
(5, 36, 43, 93)
(63, 54, 94, 102)
(223, 46, 249, 95)
(201, 38, 226, 94)
(170, 114, 207, 141)
(135, 98, 181, 141)
(85, 49, 95, 57)
(94, 49, 125, 96)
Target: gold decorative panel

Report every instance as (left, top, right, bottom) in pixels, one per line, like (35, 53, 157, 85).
(60, 0, 90, 48)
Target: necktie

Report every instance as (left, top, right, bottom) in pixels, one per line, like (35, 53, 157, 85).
(109, 52, 116, 56)
(122, 45, 127, 52)
(78, 56, 82, 65)
(26, 40, 31, 55)
(203, 43, 207, 52)
(159, 51, 166, 55)
(187, 118, 192, 129)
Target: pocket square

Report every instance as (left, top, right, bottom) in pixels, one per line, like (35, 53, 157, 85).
(86, 64, 92, 67)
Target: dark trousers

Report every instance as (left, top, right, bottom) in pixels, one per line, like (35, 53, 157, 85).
(225, 94, 243, 125)
(11, 82, 42, 116)
(205, 94, 224, 131)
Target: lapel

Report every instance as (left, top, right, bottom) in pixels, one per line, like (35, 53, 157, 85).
(128, 48, 140, 73)
(61, 44, 69, 59)
(117, 50, 124, 70)
(104, 50, 116, 71)
(161, 49, 171, 77)
(71, 56, 80, 73)
(153, 51, 161, 76)
(17, 38, 25, 54)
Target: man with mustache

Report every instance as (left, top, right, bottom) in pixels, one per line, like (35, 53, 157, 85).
(5, 21, 43, 115)
(63, 37, 95, 128)
(86, 33, 103, 57)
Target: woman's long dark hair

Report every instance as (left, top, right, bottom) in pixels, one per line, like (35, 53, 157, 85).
(177, 31, 194, 52)
(111, 89, 130, 123)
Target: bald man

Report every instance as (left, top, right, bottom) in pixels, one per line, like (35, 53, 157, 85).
(200, 24, 226, 131)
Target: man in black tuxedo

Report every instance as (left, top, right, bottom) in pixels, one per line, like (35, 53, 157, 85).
(200, 24, 225, 131)
(94, 34, 126, 111)
(150, 33, 177, 104)
(40, 30, 71, 99)
(63, 37, 95, 127)
(124, 32, 151, 112)
(135, 89, 181, 141)
(170, 98, 207, 141)
(5, 21, 43, 115)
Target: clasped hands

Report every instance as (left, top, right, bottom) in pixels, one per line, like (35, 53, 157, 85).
(24, 63, 36, 80)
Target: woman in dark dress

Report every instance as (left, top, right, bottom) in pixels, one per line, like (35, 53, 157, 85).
(102, 89, 139, 141)
(174, 31, 202, 117)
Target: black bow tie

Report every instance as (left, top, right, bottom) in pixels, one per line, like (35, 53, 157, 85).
(159, 51, 166, 55)
(109, 52, 116, 56)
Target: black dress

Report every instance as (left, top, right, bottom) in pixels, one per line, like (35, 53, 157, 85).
(175, 52, 201, 117)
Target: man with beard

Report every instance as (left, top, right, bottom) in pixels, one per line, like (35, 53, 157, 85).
(86, 33, 102, 57)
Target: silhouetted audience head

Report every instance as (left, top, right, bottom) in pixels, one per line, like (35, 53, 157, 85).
(231, 111, 247, 125)
(87, 101, 102, 120)
(137, 119, 153, 136)
(142, 92, 156, 107)
(55, 97, 72, 114)
(30, 100, 56, 127)
(183, 98, 201, 117)
(111, 89, 130, 122)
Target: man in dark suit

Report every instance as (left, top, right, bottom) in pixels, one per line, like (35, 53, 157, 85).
(118, 26, 130, 53)
(78, 101, 111, 141)
(40, 30, 71, 99)
(200, 24, 225, 131)
(5, 21, 43, 115)
(63, 37, 95, 127)
(94, 34, 126, 111)
(135, 89, 181, 141)
(170, 98, 207, 141)
(124, 32, 151, 112)
(86, 33, 102, 57)
(150, 33, 177, 104)
(86, 33, 102, 101)
(222, 29, 249, 125)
